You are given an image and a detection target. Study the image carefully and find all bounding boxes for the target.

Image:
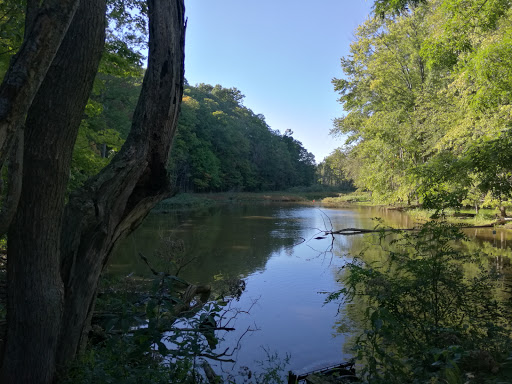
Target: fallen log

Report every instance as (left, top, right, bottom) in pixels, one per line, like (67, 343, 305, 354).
(325, 223, 497, 236)
(288, 361, 356, 384)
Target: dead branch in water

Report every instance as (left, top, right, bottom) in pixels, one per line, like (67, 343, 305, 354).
(324, 223, 496, 236)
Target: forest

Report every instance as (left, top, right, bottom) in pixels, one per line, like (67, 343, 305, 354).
(72, 75, 317, 193)
(324, 0, 512, 215)
(1, 0, 512, 383)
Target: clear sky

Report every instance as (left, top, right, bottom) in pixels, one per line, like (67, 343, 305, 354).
(183, 0, 374, 163)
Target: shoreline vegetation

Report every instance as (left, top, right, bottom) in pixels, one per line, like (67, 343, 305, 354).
(154, 188, 346, 211)
(154, 190, 512, 229)
(322, 192, 512, 228)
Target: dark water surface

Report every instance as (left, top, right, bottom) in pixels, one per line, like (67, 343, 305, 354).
(110, 203, 512, 375)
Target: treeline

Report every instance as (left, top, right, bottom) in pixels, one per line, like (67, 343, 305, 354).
(169, 84, 316, 191)
(316, 148, 354, 189)
(330, 0, 512, 213)
(71, 76, 317, 193)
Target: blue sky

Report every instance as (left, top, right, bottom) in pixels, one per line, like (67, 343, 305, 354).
(183, 0, 374, 163)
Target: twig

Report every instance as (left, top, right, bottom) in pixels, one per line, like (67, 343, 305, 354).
(317, 208, 334, 232)
(169, 327, 235, 332)
(198, 353, 235, 363)
(137, 252, 190, 286)
(139, 252, 161, 276)
(175, 256, 197, 277)
(291, 236, 306, 246)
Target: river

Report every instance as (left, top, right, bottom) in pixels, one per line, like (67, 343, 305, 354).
(110, 203, 512, 377)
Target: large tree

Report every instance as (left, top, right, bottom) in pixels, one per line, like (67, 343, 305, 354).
(332, 0, 512, 206)
(0, 0, 186, 382)
(332, 8, 437, 202)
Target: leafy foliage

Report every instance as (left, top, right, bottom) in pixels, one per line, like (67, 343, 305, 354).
(328, 221, 512, 383)
(373, 0, 427, 16)
(69, 76, 317, 193)
(102, 0, 147, 76)
(0, 0, 24, 76)
(316, 148, 354, 189)
(331, 0, 512, 213)
(168, 84, 317, 192)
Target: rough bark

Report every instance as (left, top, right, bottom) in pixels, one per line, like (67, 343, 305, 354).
(0, 0, 106, 382)
(58, 0, 185, 365)
(0, 0, 80, 167)
(0, 0, 185, 380)
(0, 129, 23, 237)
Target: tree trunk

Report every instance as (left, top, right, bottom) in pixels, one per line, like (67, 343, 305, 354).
(0, 0, 80, 167)
(1, 0, 185, 381)
(0, 0, 106, 382)
(0, 129, 23, 237)
(58, 0, 185, 364)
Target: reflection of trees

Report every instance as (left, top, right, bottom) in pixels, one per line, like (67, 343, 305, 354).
(464, 227, 512, 250)
(325, 207, 512, 281)
(329, 223, 512, 383)
(110, 205, 302, 284)
(460, 239, 512, 303)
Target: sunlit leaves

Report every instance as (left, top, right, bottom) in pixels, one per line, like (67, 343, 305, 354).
(106, 0, 148, 62)
(466, 130, 512, 200)
(332, 0, 512, 209)
(331, 8, 438, 203)
(69, 125, 124, 191)
(0, 0, 25, 76)
(168, 84, 316, 192)
(465, 31, 512, 109)
(373, 0, 427, 16)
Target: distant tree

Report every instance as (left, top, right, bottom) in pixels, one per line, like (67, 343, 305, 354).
(317, 148, 353, 189)
(168, 84, 317, 192)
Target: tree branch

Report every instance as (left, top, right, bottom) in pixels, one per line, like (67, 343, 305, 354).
(57, 0, 186, 362)
(325, 224, 496, 236)
(0, 0, 80, 167)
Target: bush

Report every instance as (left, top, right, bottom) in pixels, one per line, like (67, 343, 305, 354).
(328, 221, 512, 383)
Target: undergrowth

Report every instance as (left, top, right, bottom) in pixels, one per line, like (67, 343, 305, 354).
(328, 220, 512, 383)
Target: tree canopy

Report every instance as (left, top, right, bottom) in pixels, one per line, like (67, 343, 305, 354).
(331, 0, 512, 212)
(72, 77, 317, 194)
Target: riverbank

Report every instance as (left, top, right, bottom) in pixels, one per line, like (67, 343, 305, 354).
(155, 190, 512, 229)
(321, 192, 512, 228)
(155, 189, 345, 211)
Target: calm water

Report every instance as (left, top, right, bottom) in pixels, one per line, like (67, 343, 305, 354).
(110, 203, 512, 376)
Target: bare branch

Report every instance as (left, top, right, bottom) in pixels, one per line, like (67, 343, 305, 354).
(327, 224, 496, 236)
(168, 327, 236, 332)
(197, 354, 235, 363)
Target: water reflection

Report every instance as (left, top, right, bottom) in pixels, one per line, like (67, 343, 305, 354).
(110, 204, 512, 376)
(466, 227, 512, 250)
